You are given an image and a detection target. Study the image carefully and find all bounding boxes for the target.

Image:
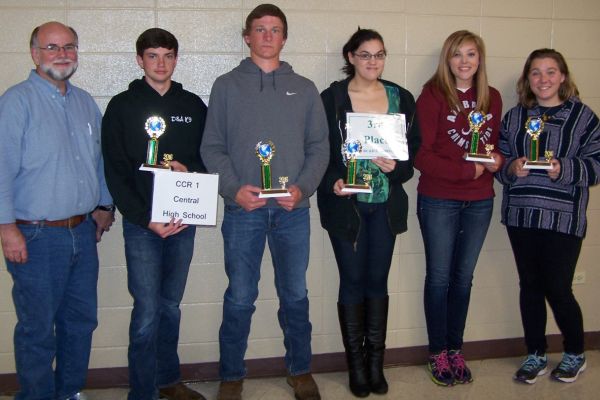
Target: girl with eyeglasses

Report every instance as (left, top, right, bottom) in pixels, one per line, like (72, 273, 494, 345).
(317, 28, 420, 397)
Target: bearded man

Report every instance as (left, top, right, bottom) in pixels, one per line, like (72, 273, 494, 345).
(0, 21, 114, 400)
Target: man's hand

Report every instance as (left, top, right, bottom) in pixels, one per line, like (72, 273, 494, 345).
(148, 218, 187, 238)
(0, 223, 28, 264)
(235, 185, 267, 211)
(91, 209, 115, 242)
(276, 185, 303, 211)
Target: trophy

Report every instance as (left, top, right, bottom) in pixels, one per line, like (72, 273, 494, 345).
(255, 140, 291, 198)
(523, 117, 553, 169)
(144, 116, 169, 169)
(341, 138, 372, 193)
(463, 110, 495, 163)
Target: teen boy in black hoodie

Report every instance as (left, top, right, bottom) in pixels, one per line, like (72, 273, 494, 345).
(102, 28, 207, 400)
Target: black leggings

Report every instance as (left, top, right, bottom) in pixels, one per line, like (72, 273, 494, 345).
(507, 227, 584, 354)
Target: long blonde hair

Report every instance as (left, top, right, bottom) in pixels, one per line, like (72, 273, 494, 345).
(426, 30, 490, 113)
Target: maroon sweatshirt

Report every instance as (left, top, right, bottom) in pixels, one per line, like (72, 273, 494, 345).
(415, 83, 502, 201)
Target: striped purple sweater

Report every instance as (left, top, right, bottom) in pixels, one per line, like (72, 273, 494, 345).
(496, 97, 600, 238)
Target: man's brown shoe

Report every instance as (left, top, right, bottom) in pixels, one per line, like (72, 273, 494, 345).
(216, 379, 243, 400)
(159, 382, 206, 400)
(286, 373, 321, 400)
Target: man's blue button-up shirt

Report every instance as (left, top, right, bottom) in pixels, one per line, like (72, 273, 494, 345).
(0, 70, 112, 223)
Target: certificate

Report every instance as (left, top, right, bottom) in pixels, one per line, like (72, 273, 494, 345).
(140, 165, 219, 225)
(346, 112, 408, 160)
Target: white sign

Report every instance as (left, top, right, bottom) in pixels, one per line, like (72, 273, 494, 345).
(346, 112, 408, 160)
(140, 165, 219, 225)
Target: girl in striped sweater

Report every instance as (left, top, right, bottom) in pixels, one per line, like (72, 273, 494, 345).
(497, 48, 600, 385)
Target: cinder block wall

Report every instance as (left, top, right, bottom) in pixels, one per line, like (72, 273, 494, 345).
(1, 0, 599, 374)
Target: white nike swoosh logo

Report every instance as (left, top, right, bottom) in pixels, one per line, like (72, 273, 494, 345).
(286, 91, 297, 96)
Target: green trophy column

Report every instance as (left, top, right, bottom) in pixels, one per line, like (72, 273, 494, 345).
(347, 159, 357, 185)
(261, 164, 272, 190)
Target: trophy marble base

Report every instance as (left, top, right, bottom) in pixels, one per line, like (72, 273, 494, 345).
(464, 153, 496, 163)
(140, 163, 170, 171)
(341, 184, 373, 193)
(523, 160, 553, 170)
(259, 189, 291, 198)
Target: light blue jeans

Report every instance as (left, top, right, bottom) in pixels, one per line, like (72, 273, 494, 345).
(219, 206, 312, 381)
(6, 218, 99, 400)
(417, 194, 493, 353)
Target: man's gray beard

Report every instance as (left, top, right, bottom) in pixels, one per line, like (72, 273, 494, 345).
(41, 61, 78, 81)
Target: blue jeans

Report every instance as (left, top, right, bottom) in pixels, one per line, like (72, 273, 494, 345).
(123, 220, 196, 400)
(329, 202, 396, 305)
(417, 194, 493, 354)
(6, 218, 99, 400)
(219, 206, 312, 381)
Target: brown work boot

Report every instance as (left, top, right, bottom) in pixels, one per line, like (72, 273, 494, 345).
(286, 373, 321, 400)
(159, 382, 206, 400)
(216, 379, 243, 400)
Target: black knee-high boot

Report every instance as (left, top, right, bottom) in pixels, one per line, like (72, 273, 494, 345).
(365, 296, 389, 394)
(338, 303, 370, 397)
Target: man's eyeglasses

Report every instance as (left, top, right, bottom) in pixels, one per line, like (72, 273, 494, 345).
(353, 51, 386, 61)
(37, 44, 78, 55)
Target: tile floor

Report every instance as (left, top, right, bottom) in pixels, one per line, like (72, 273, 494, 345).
(1, 351, 598, 399)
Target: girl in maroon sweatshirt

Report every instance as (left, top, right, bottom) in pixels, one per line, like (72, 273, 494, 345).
(414, 30, 503, 386)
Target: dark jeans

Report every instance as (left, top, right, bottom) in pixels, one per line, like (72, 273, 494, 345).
(123, 220, 196, 400)
(507, 227, 584, 355)
(417, 194, 493, 353)
(329, 202, 396, 305)
(6, 219, 98, 400)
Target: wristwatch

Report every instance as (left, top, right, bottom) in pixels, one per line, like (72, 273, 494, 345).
(96, 204, 116, 212)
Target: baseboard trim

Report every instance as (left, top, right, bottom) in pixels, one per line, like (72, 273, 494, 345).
(1, 332, 599, 393)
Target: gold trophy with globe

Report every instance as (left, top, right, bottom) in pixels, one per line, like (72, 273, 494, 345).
(256, 140, 290, 198)
(341, 138, 372, 193)
(463, 110, 495, 163)
(143, 116, 172, 169)
(523, 116, 553, 169)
